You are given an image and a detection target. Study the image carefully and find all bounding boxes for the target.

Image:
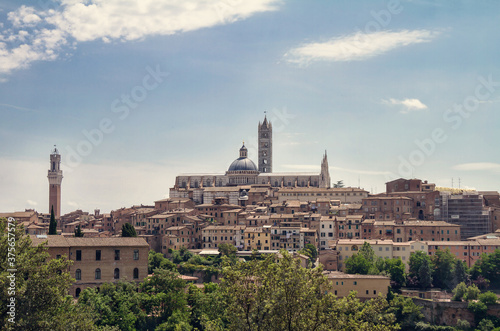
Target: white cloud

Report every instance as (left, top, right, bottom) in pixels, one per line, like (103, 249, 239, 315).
(0, 0, 280, 79)
(382, 98, 428, 114)
(453, 162, 500, 171)
(284, 29, 439, 66)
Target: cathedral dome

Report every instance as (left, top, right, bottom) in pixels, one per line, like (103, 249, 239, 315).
(228, 144, 258, 172)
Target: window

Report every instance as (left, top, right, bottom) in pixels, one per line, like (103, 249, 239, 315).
(76, 250, 82, 261)
(373, 290, 376, 295)
(366, 290, 369, 294)
(75, 269, 81, 280)
(133, 249, 139, 260)
(75, 288, 81, 298)
(56, 254, 61, 259)
(114, 268, 120, 279)
(353, 281, 357, 285)
(96, 250, 101, 261)
(115, 250, 120, 260)
(133, 268, 139, 279)
(95, 268, 101, 280)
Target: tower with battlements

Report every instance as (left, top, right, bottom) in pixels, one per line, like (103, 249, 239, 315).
(47, 146, 63, 218)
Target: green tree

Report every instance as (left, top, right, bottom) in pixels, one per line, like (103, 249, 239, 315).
(463, 283, 480, 301)
(140, 268, 189, 327)
(431, 248, 455, 289)
(408, 251, 431, 280)
(383, 258, 406, 289)
(0, 217, 94, 330)
(468, 301, 488, 322)
(387, 295, 423, 330)
(452, 282, 467, 301)
(78, 282, 146, 330)
(48, 205, 57, 235)
(187, 283, 226, 330)
(219, 250, 398, 330)
(472, 249, 500, 287)
(121, 223, 137, 237)
(345, 253, 372, 275)
(300, 243, 318, 261)
(475, 319, 496, 331)
(453, 259, 468, 288)
(478, 291, 498, 305)
(148, 250, 176, 274)
(418, 257, 433, 289)
(74, 225, 84, 237)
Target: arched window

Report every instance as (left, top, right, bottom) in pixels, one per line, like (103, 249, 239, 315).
(114, 268, 120, 279)
(133, 268, 139, 279)
(75, 288, 81, 298)
(75, 269, 81, 280)
(95, 268, 101, 280)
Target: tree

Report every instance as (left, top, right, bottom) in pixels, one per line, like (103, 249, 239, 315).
(121, 223, 137, 237)
(333, 180, 344, 188)
(418, 257, 433, 290)
(74, 225, 84, 237)
(408, 251, 431, 280)
(431, 248, 455, 289)
(472, 249, 500, 287)
(140, 268, 189, 327)
(463, 283, 480, 301)
(0, 217, 94, 329)
(478, 291, 498, 305)
(387, 295, 423, 329)
(300, 243, 318, 261)
(48, 205, 57, 235)
(219, 250, 398, 330)
(452, 282, 467, 301)
(148, 250, 176, 274)
(383, 258, 407, 289)
(78, 282, 146, 330)
(345, 253, 372, 275)
(453, 260, 468, 288)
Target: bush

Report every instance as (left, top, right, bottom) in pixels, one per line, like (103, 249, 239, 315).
(468, 301, 488, 320)
(463, 284, 480, 301)
(478, 291, 498, 305)
(455, 319, 470, 330)
(452, 282, 467, 301)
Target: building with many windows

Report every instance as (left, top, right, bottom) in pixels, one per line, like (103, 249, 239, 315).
(31, 236, 149, 297)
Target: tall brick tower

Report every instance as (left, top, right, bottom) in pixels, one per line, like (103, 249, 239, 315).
(258, 115, 272, 173)
(47, 146, 63, 218)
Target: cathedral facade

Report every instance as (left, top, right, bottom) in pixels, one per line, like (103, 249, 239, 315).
(170, 116, 330, 204)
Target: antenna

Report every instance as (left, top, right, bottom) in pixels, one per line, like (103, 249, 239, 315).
(458, 177, 461, 189)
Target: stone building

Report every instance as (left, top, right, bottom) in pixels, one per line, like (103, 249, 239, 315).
(31, 236, 149, 298)
(170, 116, 331, 204)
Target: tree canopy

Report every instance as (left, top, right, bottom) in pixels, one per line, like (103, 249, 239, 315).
(121, 223, 137, 237)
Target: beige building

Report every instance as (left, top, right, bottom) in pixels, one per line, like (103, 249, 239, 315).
(334, 239, 428, 271)
(31, 236, 149, 298)
(326, 271, 391, 299)
(277, 187, 368, 204)
(201, 225, 246, 249)
(244, 226, 272, 251)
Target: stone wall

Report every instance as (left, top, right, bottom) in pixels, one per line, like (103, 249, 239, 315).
(414, 299, 500, 327)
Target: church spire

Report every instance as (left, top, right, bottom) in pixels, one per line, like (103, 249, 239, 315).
(319, 150, 330, 188)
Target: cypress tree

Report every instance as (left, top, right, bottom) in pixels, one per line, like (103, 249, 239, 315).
(48, 205, 57, 235)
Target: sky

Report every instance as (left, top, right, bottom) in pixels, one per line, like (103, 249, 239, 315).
(1, 0, 499, 215)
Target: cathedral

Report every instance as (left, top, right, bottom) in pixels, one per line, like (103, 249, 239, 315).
(170, 116, 330, 204)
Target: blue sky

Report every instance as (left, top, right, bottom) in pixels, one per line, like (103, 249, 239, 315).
(1, 0, 499, 214)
